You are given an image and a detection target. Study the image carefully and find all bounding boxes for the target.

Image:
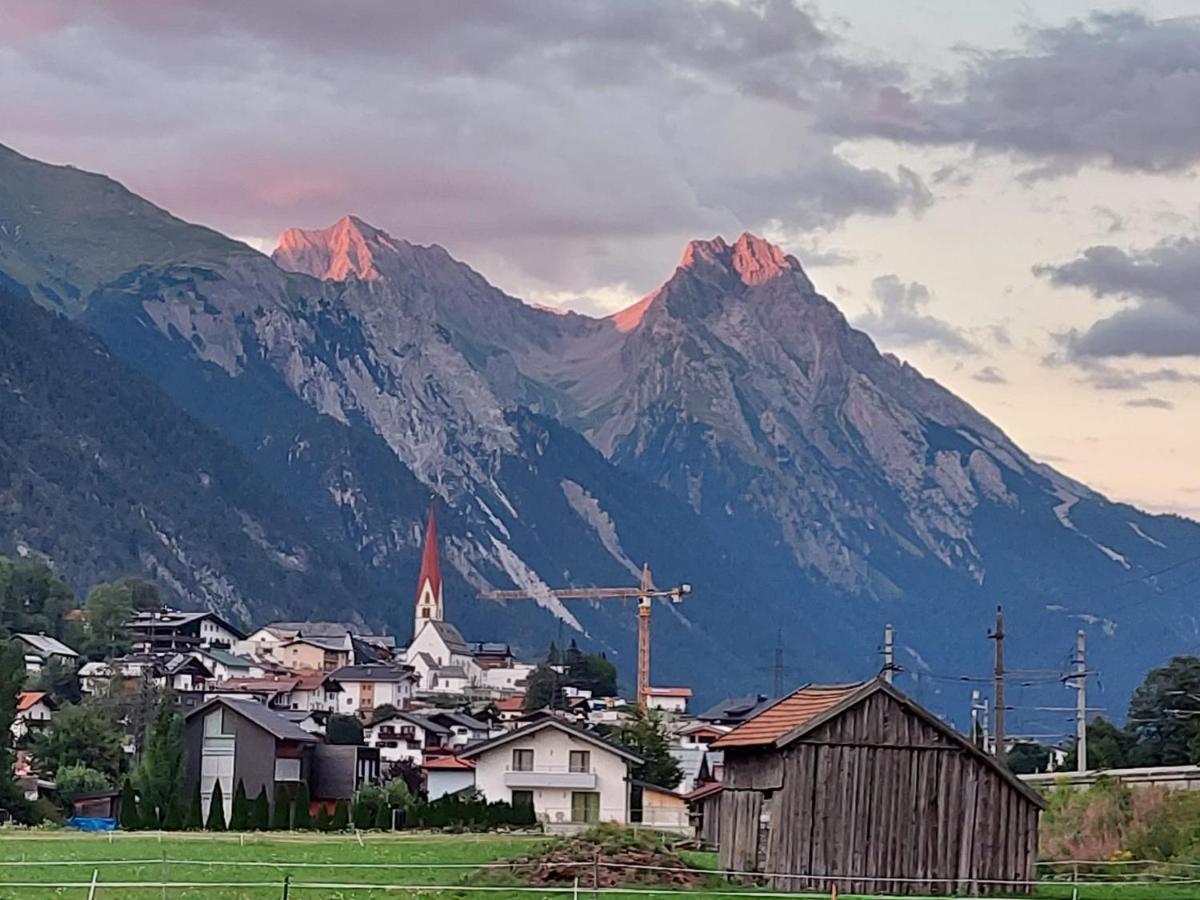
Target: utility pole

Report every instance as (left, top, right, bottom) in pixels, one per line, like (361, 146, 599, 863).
(1074, 629, 1087, 773)
(773, 630, 785, 698)
(990, 606, 1006, 767)
(883, 624, 895, 685)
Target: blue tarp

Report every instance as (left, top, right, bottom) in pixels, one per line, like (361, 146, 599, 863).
(67, 816, 116, 831)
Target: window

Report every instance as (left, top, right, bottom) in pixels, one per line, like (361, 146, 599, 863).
(568, 750, 590, 773)
(274, 758, 301, 781)
(571, 792, 599, 824)
(511, 789, 533, 809)
(512, 748, 534, 772)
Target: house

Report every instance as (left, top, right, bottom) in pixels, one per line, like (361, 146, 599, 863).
(424, 755, 476, 800)
(161, 654, 212, 692)
(494, 695, 526, 725)
(696, 694, 775, 727)
(13, 632, 78, 673)
(421, 710, 493, 748)
(332, 664, 417, 717)
(184, 696, 319, 821)
(710, 679, 1045, 895)
(644, 687, 692, 716)
(277, 636, 351, 673)
(483, 662, 535, 692)
(669, 746, 715, 794)
(78, 661, 112, 696)
(192, 647, 262, 682)
(129, 610, 244, 653)
(675, 720, 730, 748)
(309, 744, 381, 812)
(363, 710, 446, 765)
(458, 718, 642, 828)
(11, 692, 55, 740)
(471, 642, 514, 669)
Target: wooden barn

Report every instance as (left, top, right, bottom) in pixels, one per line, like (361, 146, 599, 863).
(711, 679, 1044, 896)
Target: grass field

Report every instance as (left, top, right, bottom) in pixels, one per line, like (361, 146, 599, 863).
(0, 831, 1194, 899)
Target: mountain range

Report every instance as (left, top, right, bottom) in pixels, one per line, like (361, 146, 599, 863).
(2, 142, 1197, 718)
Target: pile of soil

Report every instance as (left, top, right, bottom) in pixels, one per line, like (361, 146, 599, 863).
(504, 826, 708, 889)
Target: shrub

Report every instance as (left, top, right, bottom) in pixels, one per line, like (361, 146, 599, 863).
(57, 764, 112, 796)
(292, 783, 313, 830)
(271, 785, 291, 830)
(183, 782, 203, 830)
(118, 778, 141, 830)
(374, 798, 391, 830)
(315, 804, 331, 831)
(331, 799, 350, 830)
(251, 787, 270, 830)
(229, 779, 249, 831)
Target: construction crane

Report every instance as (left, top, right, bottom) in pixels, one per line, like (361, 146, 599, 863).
(480, 564, 691, 709)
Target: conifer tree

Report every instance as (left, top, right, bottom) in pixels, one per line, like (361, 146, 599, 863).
(315, 803, 331, 831)
(133, 696, 185, 828)
(118, 778, 141, 830)
(230, 779, 249, 830)
(163, 796, 183, 831)
(205, 781, 227, 831)
(251, 786, 270, 830)
(374, 799, 391, 830)
(183, 781, 203, 830)
(292, 782, 313, 830)
(271, 785, 291, 830)
(331, 799, 350, 830)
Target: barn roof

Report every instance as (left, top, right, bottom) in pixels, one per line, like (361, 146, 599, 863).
(712, 682, 864, 749)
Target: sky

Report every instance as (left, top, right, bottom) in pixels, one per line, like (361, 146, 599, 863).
(2, 1, 1200, 517)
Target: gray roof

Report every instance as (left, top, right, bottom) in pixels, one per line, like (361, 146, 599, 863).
(459, 718, 642, 764)
(331, 664, 415, 683)
(285, 635, 347, 652)
(187, 697, 319, 743)
(129, 610, 246, 639)
(697, 694, 776, 723)
(426, 621, 471, 656)
(370, 710, 450, 734)
(435, 665, 467, 679)
(429, 710, 489, 732)
(14, 633, 78, 658)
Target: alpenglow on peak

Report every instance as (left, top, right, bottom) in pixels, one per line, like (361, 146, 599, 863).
(680, 232, 803, 287)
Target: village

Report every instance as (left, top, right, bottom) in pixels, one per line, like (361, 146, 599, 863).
(2, 506, 1084, 897)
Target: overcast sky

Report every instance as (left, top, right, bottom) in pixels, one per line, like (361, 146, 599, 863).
(3, 1, 1200, 517)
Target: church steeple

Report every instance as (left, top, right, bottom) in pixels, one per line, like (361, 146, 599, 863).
(414, 503, 443, 635)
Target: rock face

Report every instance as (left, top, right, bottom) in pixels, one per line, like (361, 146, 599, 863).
(1, 141, 1198, 712)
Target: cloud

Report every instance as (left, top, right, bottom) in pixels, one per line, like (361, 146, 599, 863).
(1042, 353, 1200, 392)
(1123, 397, 1175, 410)
(973, 366, 1007, 384)
(1036, 237, 1200, 358)
(853, 275, 977, 354)
(0, 0, 927, 296)
(831, 13, 1200, 176)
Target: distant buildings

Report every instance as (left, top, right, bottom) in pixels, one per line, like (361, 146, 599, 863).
(13, 632, 78, 673)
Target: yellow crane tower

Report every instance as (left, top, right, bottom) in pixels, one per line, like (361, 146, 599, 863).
(479, 563, 691, 709)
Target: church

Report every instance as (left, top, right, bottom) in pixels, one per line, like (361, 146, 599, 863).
(403, 505, 485, 691)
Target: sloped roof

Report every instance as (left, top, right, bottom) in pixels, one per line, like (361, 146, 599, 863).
(198, 648, 254, 669)
(129, 610, 245, 639)
(16, 691, 51, 712)
(14, 633, 78, 658)
(283, 635, 347, 652)
(713, 683, 864, 749)
(495, 696, 525, 712)
(186, 696, 319, 743)
(331, 664, 415, 683)
(684, 781, 724, 802)
(416, 503, 442, 604)
(458, 718, 642, 764)
(697, 694, 775, 723)
(646, 687, 692, 698)
(423, 755, 475, 770)
(426, 620, 471, 656)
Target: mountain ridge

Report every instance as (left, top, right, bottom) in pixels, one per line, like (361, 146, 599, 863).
(1, 141, 1197, 715)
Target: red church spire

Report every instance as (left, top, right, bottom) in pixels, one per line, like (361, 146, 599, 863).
(414, 502, 443, 630)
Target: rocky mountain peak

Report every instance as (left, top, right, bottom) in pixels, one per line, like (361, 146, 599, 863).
(679, 232, 800, 287)
(273, 214, 401, 282)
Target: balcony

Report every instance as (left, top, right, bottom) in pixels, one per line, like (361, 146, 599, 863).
(502, 765, 597, 789)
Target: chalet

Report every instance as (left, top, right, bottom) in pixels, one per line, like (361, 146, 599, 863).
(364, 710, 444, 765)
(11, 691, 55, 740)
(421, 710, 493, 748)
(424, 755, 476, 800)
(644, 686, 692, 715)
(278, 635, 351, 673)
(710, 679, 1045, 896)
(191, 647, 262, 681)
(13, 632, 78, 673)
(129, 610, 244, 653)
(184, 696, 319, 821)
(494, 695, 526, 725)
(459, 718, 642, 828)
(331, 663, 417, 718)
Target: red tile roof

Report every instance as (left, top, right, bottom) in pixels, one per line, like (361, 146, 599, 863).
(423, 755, 475, 770)
(684, 781, 724, 802)
(711, 682, 866, 749)
(495, 696, 525, 712)
(646, 687, 692, 698)
(16, 691, 47, 712)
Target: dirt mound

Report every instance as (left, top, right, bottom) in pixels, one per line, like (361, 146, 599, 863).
(505, 825, 708, 889)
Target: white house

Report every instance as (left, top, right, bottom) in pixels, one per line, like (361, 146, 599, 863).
(363, 710, 444, 765)
(11, 692, 55, 740)
(13, 633, 78, 673)
(191, 648, 263, 682)
(423, 756, 476, 800)
(644, 687, 692, 716)
(331, 664, 417, 717)
(459, 719, 641, 828)
(483, 662, 535, 692)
